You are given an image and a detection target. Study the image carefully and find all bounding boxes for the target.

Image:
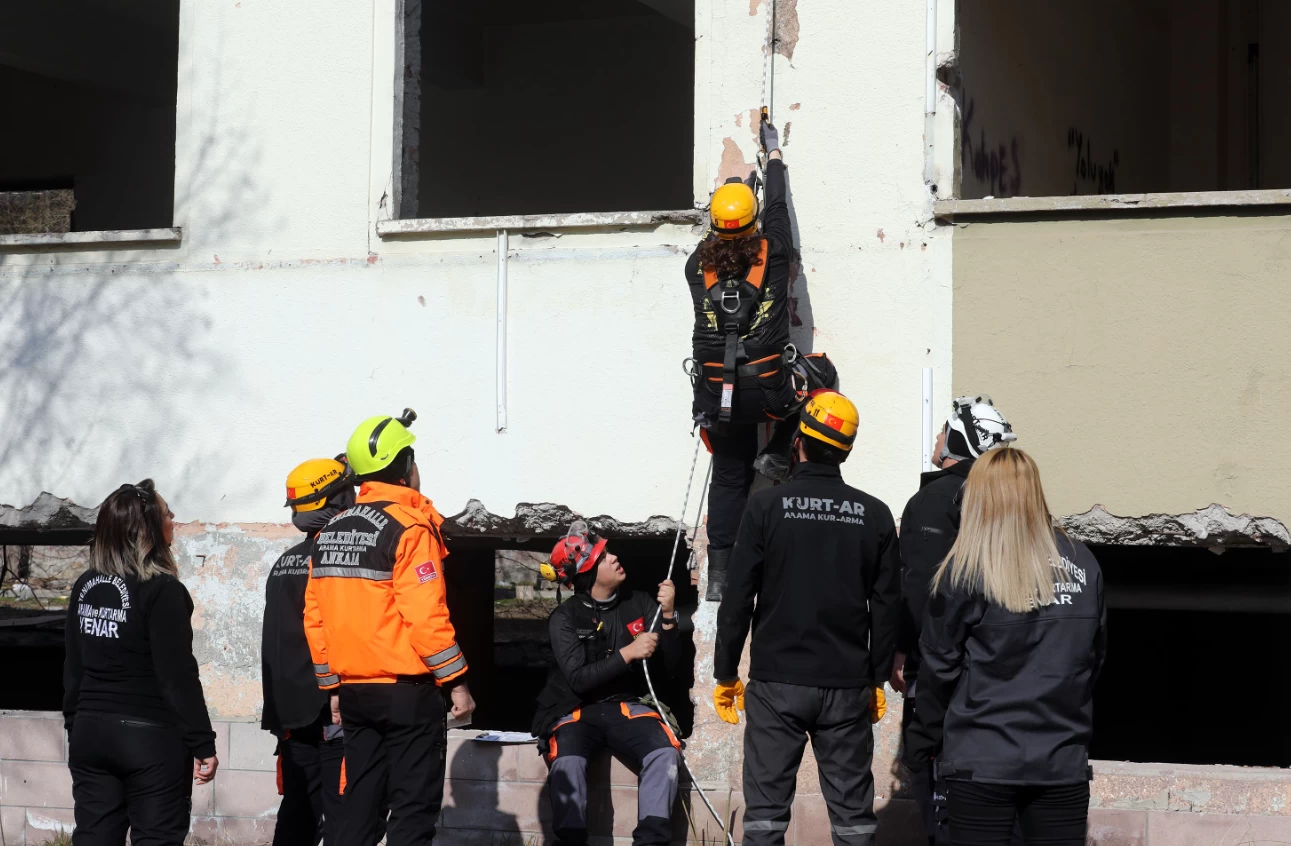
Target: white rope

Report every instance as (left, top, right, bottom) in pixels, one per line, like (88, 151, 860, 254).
(642, 439, 731, 845)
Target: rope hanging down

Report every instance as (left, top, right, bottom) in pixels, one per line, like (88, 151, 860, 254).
(755, 0, 778, 203)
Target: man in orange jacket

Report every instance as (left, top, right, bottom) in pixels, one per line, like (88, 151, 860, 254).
(304, 409, 475, 846)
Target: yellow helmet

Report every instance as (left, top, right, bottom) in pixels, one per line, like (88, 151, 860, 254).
(346, 409, 417, 477)
(285, 458, 352, 513)
(799, 391, 860, 452)
(709, 178, 758, 239)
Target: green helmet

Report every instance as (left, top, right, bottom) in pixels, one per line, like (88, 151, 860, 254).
(346, 409, 417, 477)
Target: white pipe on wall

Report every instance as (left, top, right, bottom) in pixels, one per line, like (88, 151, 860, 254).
(922, 367, 934, 471)
(496, 229, 508, 433)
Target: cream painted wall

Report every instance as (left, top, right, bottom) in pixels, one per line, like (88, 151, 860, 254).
(0, 0, 950, 528)
(953, 214, 1291, 527)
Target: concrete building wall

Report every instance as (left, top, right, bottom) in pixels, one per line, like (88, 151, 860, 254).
(952, 213, 1291, 530)
(0, 0, 951, 534)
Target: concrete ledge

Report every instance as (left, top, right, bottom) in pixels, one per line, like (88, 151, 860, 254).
(376, 209, 703, 237)
(0, 227, 183, 248)
(934, 189, 1291, 218)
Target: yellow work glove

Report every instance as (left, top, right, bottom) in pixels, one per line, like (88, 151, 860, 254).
(869, 687, 887, 724)
(713, 679, 746, 725)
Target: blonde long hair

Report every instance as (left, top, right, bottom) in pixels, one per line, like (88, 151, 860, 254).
(89, 480, 178, 581)
(932, 448, 1061, 613)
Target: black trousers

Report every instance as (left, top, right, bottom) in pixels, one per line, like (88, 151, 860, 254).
(902, 695, 950, 846)
(742, 681, 877, 846)
(547, 702, 680, 846)
(947, 781, 1089, 846)
(706, 423, 760, 551)
(337, 682, 447, 846)
(273, 718, 346, 846)
(69, 713, 193, 846)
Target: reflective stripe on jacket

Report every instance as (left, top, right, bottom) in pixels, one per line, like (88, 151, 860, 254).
(303, 481, 467, 687)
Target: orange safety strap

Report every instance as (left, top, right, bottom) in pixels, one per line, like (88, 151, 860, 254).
(702, 239, 769, 291)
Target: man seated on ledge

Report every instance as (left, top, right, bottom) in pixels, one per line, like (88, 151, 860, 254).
(531, 521, 684, 846)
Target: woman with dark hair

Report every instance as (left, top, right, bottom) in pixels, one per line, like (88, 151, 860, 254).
(686, 118, 801, 605)
(64, 479, 218, 845)
(904, 449, 1107, 846)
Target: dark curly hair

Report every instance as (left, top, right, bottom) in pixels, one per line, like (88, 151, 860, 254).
(697, 234, 764, 280)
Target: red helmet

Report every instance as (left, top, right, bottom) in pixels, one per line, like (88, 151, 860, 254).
(546, 521, 608, 588)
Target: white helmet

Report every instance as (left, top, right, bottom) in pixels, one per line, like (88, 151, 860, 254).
(941, 394, 1016, 462)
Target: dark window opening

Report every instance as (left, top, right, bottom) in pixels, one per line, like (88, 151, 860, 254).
(447, 533, 696, 734)
(0, 542, 89, 711)
(0, 1, 180, 234)
(1091, 543, 1291, 768)
(957, 0, 1291, 199)
(406, 0, 695, 218)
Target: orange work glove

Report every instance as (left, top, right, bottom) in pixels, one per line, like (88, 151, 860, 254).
(714, 679, 746, 725)
(869, 687, 887, 724)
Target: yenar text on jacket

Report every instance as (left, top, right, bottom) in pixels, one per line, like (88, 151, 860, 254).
(304, 482, 467, 688)
(714, 462, 902, 688)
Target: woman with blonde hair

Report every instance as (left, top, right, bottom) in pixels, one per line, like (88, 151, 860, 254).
(63, 480, 218, 845)
(904, 448, 1106, 846)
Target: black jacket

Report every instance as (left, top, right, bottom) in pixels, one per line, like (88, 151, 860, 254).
(896, 460, 974, 685)
(714, 462, 902, 689)
(685, 158, 792, 364)
(261, 537, 329, 735)
(532, 587, 681, 740)
(905, 533, 1108, 785)
(64, 570, 217, 758)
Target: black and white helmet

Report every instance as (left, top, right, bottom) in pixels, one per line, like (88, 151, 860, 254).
(941, 394, 1016, 462)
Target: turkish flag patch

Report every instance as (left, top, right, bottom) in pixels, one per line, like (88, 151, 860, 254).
(626, 617, 646, 637)
(415, 562, 439, 583)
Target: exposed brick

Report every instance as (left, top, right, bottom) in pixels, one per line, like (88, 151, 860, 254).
(0, 715, 67, 763)
(517, 744, 550, 781)
(226, 721, 277, 772)
(1, 761, 74, 808)
(442, 779, 548, 832)
(1145, 811, 1291, 845)
(446, 737, 519, 782)
(1, 805, 26, 845)
(211, 722, 232, 766)
(212, 769, 280, 818)
(192, 777, 216, 816)
(24, 807, 76, 843)
(792, 792, 831, 845)
(189, 815, 276, 846)
(1087, 808, 1146, 846)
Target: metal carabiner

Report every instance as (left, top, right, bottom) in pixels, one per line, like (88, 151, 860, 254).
(720, 289, 742, 315)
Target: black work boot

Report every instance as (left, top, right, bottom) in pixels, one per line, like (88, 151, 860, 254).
(753, 451, 793, 483)
(705, 547, 732, 603)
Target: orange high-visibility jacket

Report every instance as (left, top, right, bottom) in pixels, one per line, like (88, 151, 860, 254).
(303, 482, 467, 688)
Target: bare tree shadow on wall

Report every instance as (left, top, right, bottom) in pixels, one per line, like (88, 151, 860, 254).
(0, 80, 273, 510)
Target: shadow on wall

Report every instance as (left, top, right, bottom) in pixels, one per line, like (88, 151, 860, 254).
(0, 69, 276, 510)
(782, 167, 816, 356)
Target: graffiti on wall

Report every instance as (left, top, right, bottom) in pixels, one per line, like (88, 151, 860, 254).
(1067, 127, 1119, 195)
(961, 98, 1023, 198)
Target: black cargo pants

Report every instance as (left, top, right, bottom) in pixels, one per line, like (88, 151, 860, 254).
(337, 681, 446, 846)
(273, 713, 346, 846)
(547, 701, 681, 846)
(742, 681, 878, 846)
(69, 713, 194, 846)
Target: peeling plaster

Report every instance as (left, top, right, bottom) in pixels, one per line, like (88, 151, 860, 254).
(1061, 504, 1291, 549)
(716, 137, 756, 188)
(748, 0, 800, 60)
